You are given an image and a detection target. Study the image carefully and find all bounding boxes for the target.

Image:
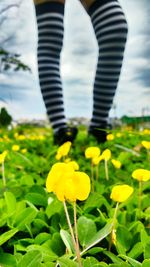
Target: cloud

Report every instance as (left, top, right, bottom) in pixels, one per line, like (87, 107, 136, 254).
(0, 0, 149, 120)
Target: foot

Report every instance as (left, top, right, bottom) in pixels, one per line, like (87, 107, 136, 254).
(54, 127, 78, 145)
(88, 124, 111, 143)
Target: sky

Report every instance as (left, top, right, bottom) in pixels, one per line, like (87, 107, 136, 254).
(0, 0, 150, 121)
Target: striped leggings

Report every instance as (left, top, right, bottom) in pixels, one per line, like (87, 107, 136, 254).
(34, 0, 128, 132)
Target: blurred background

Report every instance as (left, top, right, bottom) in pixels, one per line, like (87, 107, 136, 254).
(0, 0, 150, 123)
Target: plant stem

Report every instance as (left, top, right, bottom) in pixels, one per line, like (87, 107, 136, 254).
(96, 165, 99, 181)
(63, 201, 83, 267)
(2, 162, 6, 189)
(109, 202, 119, 251)
(138, 181, 142, 218)
(112, 202, 119, 225)
(63, 201, 76, 248)
(105, 160, 109, 180)
(73, 202, 82, 267)
(91, 161, 94, 192)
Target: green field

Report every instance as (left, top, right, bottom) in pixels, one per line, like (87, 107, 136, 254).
(0, 125, 150, 267)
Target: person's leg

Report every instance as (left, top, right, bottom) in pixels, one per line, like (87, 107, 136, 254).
(80, 0, 128, 142)
(34, 0, 77, 144)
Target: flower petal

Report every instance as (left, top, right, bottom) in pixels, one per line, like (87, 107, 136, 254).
(74, 172, 91, 201)
(110, 184, 134, 202)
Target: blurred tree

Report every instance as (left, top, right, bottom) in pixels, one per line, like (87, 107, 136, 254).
(0, 47, 31, 72)
(0, 1, 31, 73)
(0, 107, 12, 127)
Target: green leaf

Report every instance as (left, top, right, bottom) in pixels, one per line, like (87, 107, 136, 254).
(84, 193, 110, 212)
(141, 229, 150, 246)
(4, 191, 16, 216)
(0, 228, 18, 246)
(60, 229, 75, 253)
(46, 198, 63, 219)
(77, 216, 97, 248)
(20, 175, 34, 186)
(82, 256, 103, 267)
(119, 255, 142, 267)
(103, 251, 123, 264)
(50, 232, 65, 256)
(128, 242, 143, 259)
(35, 233, 51, 245)
(129, 221, 144, 233)
(57, 256, 78, 267)
(116, 226, 132, 251)
(33, 219, 49, 231)
(40, 263, 55, 267)
(26, 244, 57, 262)
(25, 193, 47, 207)
(140, 228, 150, 259)
(30, 185, 47, 196)
(17, 250, 42, 267)
(109, 264, 130, 267)
(116, 240, 127, 255)
(144, 242, 150, 259)
(81, 219, 113, 256)
(142, 259, 150, 267)
(0, 252, 17, 267)
(84, 247, 104, 256)
(13, 207, 37, 230)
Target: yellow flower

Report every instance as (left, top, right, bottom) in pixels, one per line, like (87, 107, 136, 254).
(17, 135, 26, 141)
(21, 148, 27, 154)
(111, 159, 122, 169)
(46, 162, 91, 202)
(101, 149, 111, 161)
(56, 141, 72, 160)
(14, 132, 19, 138)
(0, 151, 8, 164)
(64, 158, 71, 163)
(67, 161, 79, 170)
(106, 134, 114, 141)
(116, 132, 122, 138)
(141, 129, 150, 135)
(132, 169, 150, 182)
(29, 136, 36, 140)
(141, 141, 150, 150)
(3, 135, 10, 142)
(38, 135, 45, 140)
(85, 147, 100, 159)
(92, 155, 103, 165)
(110, 184, 134, 202)
(12, 145, 20, 152)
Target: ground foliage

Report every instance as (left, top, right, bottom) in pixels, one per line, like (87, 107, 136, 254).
(0, 125, 150, 267)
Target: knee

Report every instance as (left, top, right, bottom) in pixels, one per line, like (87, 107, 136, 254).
(97, 18, 128, 45)
(91, 5, 128, 46)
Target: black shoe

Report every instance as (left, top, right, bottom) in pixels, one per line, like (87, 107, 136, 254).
(88, 124, 111, 143)
(54, 127, 78, 145)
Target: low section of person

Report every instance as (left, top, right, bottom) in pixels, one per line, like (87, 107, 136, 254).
(33, 0, 128, 144)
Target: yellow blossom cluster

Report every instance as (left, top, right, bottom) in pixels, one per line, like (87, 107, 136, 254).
(56, 141, 72, 160)
(106, 132, 123, 141)
(141, 141, 150, 150)
(85, 147, 114, 167)
(0, 151, 8, 164)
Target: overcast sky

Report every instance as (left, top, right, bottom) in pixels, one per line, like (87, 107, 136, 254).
(0, 0, 150, 120)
